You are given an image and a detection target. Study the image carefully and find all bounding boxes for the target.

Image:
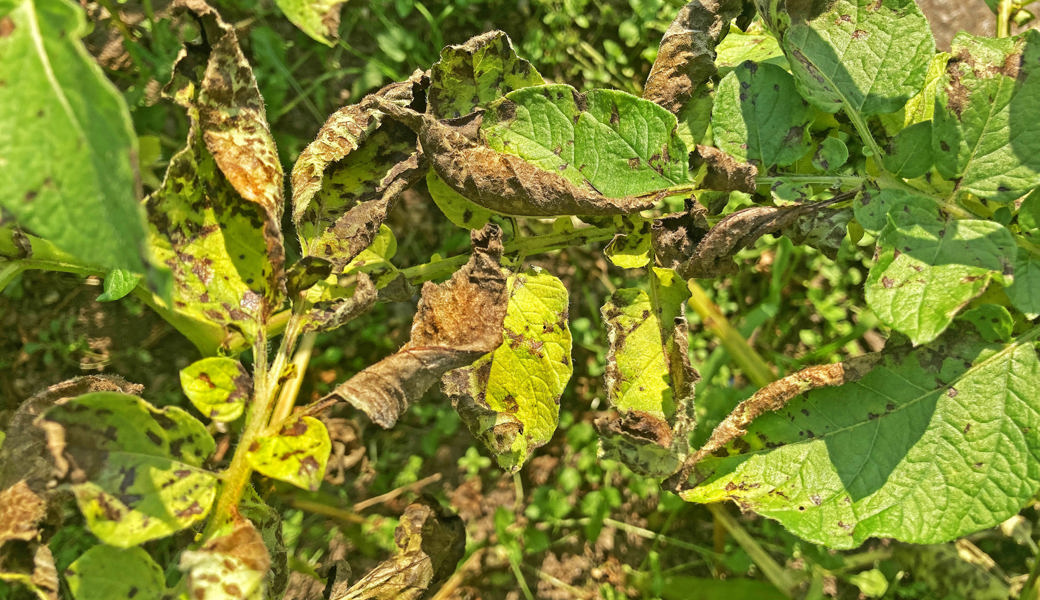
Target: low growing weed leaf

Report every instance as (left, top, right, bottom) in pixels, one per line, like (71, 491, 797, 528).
(66, 546, 165, 600)
(597, 268, 695, 478)
(778, 0, 934, 115)
(180, 515, 270, 600)
(321, 226, 508, 428)
(428, 30, 544, 119)
(38, 392, 217, 546)
(933, 30, 1040, 204)
(246, 416, 331, 491)
(642, 0, 745, 113)
(0, 0, 151, 276)
(681, 330, 1040, 549)
(865, 201, 1016, 345)
(712, 61, 813, 169)
(482, 85, 689, 198)
(180, 357, 251, 422)
(442, 268, 573, 471)
(274, 0, 347, 46)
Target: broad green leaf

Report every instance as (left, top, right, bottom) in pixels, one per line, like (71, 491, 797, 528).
(482, 84, 689, 198)
(39, 392, 217, 546)
(247, 416, 331, 491)
(66, 546, 165, 600)
(812, 137, 849, 173)
(180, 357, 251, 422)
(604, 215, 653, 269)
(712, 62, 813, 169)
(428, 30, 544, 119)
(959, 304, 1014, 343)
(853, 188, 925, 234)
(903, 52, 949, 125)
(598, 268, 694, 478)
(426, 171, 492, 230)
(882, 120, 933, 178)
(1008, 254, 1040, 317)
(0, 0, 150, 275)
(865, 201, 1016, 345)
(933, 31, 1040, 204)
(714, 25, 786, 74)
(95, 269, 141, 302)
(274, 0, 347, 46)
(778, 0, 934, 115)
(682, 331, 1040, 548)
(180, 516, 269, 600)
(443, 268, 573, 471)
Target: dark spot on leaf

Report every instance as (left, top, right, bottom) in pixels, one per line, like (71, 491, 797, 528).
(146, 430, 162, 446)
(852, 29, 868, 39)
(0, 17, 15, 37)
(948, 387, 958, 398)
(176, 501, 205, 518)
(881, 276, 895, 288)
(810, 494, 822, 506)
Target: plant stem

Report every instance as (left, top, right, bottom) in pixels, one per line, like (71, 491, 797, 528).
(708, 503, 801, 597)
(269, 331, 317, 430)
(686, 280, 775, 388)
(998, 0, 1014, 37)
(757, 175, 866, 189)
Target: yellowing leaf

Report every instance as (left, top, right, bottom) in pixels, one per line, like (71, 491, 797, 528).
(247, 416, 331, 491)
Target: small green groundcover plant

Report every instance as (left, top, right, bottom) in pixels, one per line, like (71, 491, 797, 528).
(3, 0, 1040, 596)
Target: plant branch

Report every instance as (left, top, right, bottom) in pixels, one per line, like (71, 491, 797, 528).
(686, 280, 775, 387)
(708, 503, 801, 597)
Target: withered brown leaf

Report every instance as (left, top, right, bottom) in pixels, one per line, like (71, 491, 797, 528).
(316, 225, 509, 428)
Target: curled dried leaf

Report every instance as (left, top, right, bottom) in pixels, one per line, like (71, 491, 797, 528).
(643, 0, 746, 113)
(317, 225, 509, 428)
(368, 97, 660, 216)
(651, 198, 710, 271)
(0, 481, 46, 546)
(694, 145, 757, 193)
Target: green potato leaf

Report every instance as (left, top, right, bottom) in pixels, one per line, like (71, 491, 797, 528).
(180, 356, 251, 422)
(66, 546, 166, 600)
(246, 416, 331, 491)
(39, 392, 217, 547)
(274, 0, 347, 46)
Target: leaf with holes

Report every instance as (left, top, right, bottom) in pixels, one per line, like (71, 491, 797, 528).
(681, 330, 1040, 549)
(38, 392, 217, 547)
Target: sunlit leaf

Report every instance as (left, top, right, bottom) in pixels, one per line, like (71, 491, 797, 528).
(246, 416, 331, 491)
(180, 357, 251, 422)
(274, 0, 347, 46)
(180, 515, 270, 600)
(66, 546, 165, 600)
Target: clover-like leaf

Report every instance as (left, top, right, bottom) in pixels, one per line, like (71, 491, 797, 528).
(180, 357, 251, 422)
(681, 330, 1040, 549)
(180, 515, 270, 600)
(865, 200, 1016, 345)
(442, 268, 573, 471)
(712, 61, 813, 169)
(427, 30, 544, 120)
(775, 0, 934, 116)
(597, 268, 695, 478)
(0, 0, 151, 276)
(247, 416, 330, 491)
(39, 392, 217, 546)
(66, 546, 166, 600)
(933, 30, 1040, 204)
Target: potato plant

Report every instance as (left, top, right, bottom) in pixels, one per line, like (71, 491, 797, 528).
(2, 0, 1040, 597)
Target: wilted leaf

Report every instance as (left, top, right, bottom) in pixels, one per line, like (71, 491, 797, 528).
(0, 0, 151, 276)
(180, 515, 270, 600)
(38, 392, 217, 546)
(773, 0, 934, 115)
(865, 199, 1016, 345)
(293, 73, 425, 271)
(180, 357, 251, 422)
(320, 225, 508, 428)
(933, 30, 1040, 204)
(0, 481, 46, 546)
(643, 0, 745, 113)
(651, 198, 711, 272)
(66, 546, 165, 600)
(0, 544, 58, 600)
(145, 0, 286, 352)
(442, 268, 573, 471)
(597, 268, 695, 478)
(299, 272, 378, 334)
(427, 30, 544, 119)
(693, 145, 757, 193)
(369, 91, 675, 216)
(334, 500, 464, 600)
(681, 330, 1040, 549)
(712, 61, 813, 169)
(246, 416, 331, 491)
(274, 0, 347, 46)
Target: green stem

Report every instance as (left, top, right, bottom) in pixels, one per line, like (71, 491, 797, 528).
(686, 280, 775, 388)
(998, 0, 1014, 37)
(757, 175, 866, 188)
(708, 503, 801, 597)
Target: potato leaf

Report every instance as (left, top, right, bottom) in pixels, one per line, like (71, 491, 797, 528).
(66, 546, 165, 600)
(246, 416, 331, 491)
(274, 0, 347, 46)
(38, 392, 217, 546)
(180, 357, 251, 422)
(179, 515, 270, 600)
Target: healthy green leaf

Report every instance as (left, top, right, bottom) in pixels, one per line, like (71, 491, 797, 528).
(597, 268, 694, 478)
(39, 392, 217, 546)
(865, 200, 1016, 345)
(853, 188, 924, 234)
(1007, 254, 1040, 317)
(180, 357, 251, 422)
(932, 30, 1040, 204)
(95, 269, 141, 302)
(812, 137, 849, 173)
(427, 30, 544, 119)
(777, 0, 934, 115)
(482, 84, 689, 198)
(882, 120, 933, 178)
(712, 61, 813, 169)
(959, 304, 1014, 343)
(682, 330, 1040, 549)
(0, 0, 151, 275)
(274, 0, 347, 46)
(66, 546, 165, 600)
(246, 416, 331, 491)
(714, 25, 786, 74)
(443, 268, 573, 471)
